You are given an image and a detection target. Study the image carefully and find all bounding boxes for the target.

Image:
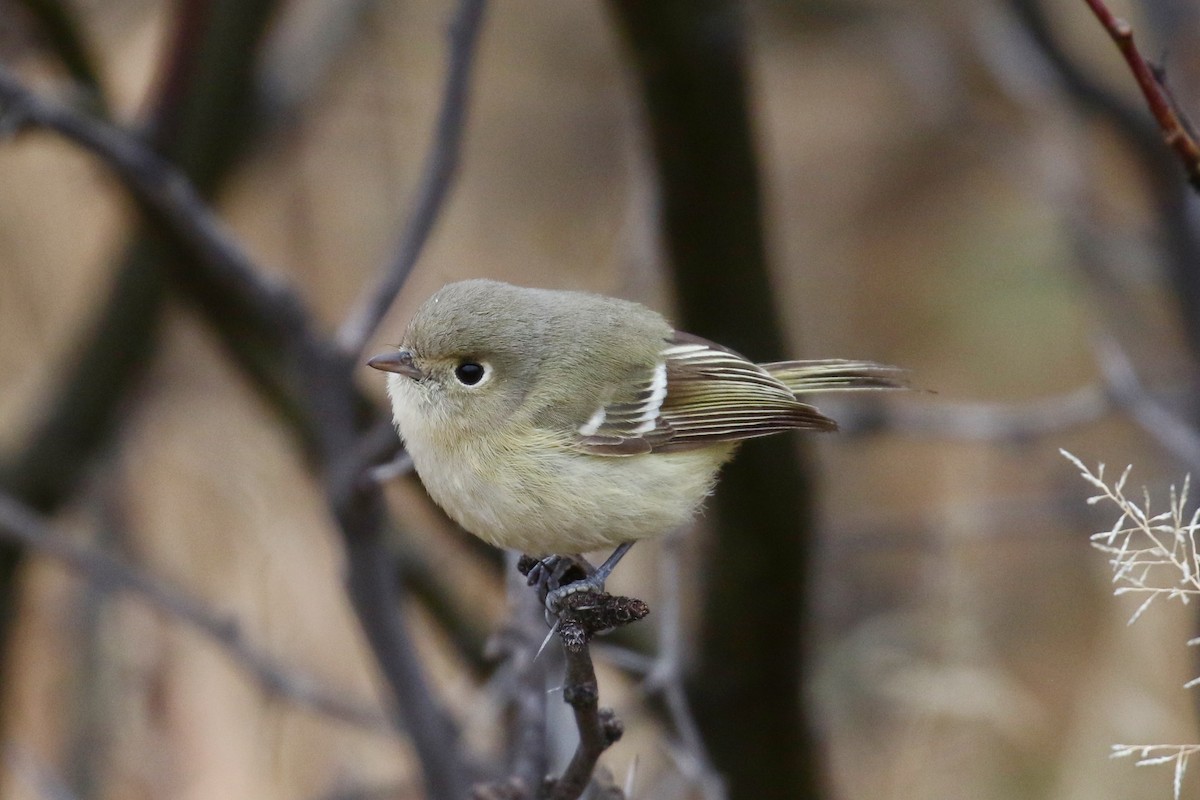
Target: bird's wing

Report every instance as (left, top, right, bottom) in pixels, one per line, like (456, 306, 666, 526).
(576, 333, 840, 456)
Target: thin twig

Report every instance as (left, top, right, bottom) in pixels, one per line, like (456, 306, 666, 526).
(0, 491, 392, 733)
(1081, 0, 1200, 190)
(0, 64, 312, 348)
(336, 0, 487, 356)
(1091, 333, 1200, 471)
(547, 591, 647, 800)
(0, 65, 475, 800)
(1009, 0, 1200, 361)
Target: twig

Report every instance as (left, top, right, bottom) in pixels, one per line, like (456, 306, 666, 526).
(548, 591, 647, 800)
(1009, 0, 1200, 361)
(1091, 333, 1200, 471)
(14, 0, 107, 116)
(336, 490, 476, 798)
(0, 65, 475, 800)
(0, 491, 392, 733)
(1081, 0, 1200, 190)
(336, 0, 487, 356)
(0, 64, 312, 349)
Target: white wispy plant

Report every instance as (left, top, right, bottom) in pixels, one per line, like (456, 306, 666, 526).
(1062, 449, 1200, 800)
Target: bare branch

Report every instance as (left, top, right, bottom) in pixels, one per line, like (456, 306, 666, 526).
(13, 0, 107, 115)
(336, 0, 487, 356)
(1081, 0, 1200, 190)
(335, 490, 476, 798)
(548, 591, 647, 800)
(0, 491, 393, 733)
(0, 65, 476, 800)
(1092, 334, 1200, 471)
(0, 64, 313, 352)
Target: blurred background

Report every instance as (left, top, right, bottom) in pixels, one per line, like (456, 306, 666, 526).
(1, 0, 1198, 798)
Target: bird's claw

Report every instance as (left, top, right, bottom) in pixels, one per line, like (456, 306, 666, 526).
(524, 554, 592, 607)
(545, 573, 606, 615)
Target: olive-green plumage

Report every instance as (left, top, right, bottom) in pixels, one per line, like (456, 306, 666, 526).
(370, 279, 902, 555)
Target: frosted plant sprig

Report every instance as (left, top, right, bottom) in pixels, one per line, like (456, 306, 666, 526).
(1064, 450, 1200, 800)
(1110, 745, 1200, 800)
(1061, 450, 1200, 625)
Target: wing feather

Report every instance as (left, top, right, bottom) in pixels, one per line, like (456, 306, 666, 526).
(577, 333, 853, 455)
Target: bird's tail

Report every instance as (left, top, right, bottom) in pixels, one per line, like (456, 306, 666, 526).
(761, 359, 908, 395)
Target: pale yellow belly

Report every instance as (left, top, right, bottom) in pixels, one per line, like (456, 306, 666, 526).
(409, 437, 734, 555)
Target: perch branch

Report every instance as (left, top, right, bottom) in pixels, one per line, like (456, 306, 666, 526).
(548, 591, 648, 800)
(336, 0, 487, 356)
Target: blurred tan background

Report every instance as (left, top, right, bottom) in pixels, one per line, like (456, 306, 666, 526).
(1, 0, 1198, 798)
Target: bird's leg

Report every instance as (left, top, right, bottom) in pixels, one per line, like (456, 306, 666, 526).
(545, 542, 635, 612)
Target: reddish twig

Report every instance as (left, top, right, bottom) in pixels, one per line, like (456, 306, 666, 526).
(1083, 0, 1200, 189)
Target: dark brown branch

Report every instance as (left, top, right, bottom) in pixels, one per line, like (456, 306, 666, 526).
(337, 0, 487, 356)
(547, 591, 646, 800)
(0, 65, 476, 800)
(1082, 0, 1200, 190)
(329, 410, 476, 800)
(475, 572, 648, 800)
(0, 66, 311, 351)
(15, 0, 107, 114)
(0, 491, 391, 732)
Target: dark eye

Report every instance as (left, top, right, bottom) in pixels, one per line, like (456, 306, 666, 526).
(454, 361, 486, 386)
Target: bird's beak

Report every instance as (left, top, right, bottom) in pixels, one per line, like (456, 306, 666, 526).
(367, 349, 424, 380)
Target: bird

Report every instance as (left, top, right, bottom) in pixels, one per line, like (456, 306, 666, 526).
(368, 279, 904, 606)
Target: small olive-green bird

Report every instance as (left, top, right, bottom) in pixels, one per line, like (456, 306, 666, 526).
(369, 279, 903, 601)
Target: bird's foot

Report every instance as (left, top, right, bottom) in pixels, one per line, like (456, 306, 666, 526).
(520, 553, 592, 606)
(545, 573, 608, 614)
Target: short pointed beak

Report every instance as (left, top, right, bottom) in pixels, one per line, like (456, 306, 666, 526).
(367, 349, 423, 380)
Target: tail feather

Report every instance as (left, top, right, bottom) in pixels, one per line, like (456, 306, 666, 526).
(761, 359, 908, 394)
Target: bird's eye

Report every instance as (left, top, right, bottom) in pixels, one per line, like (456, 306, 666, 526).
(454, 361, 486, 386)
